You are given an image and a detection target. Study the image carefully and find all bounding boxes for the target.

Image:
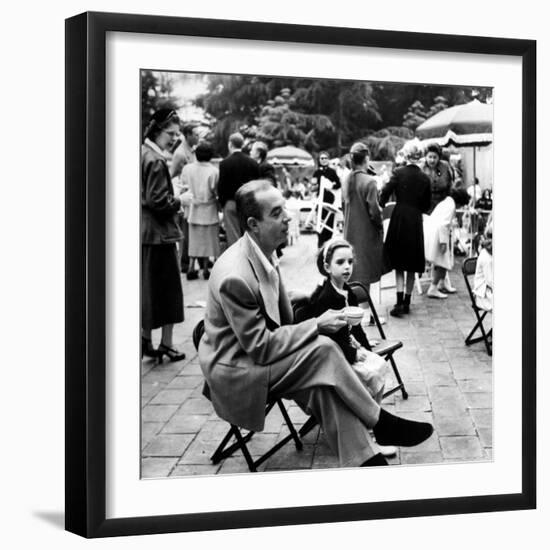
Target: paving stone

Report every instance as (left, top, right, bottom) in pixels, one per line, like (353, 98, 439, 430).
(418, 349, 449, 362)
(400, 381, 428, 396)
(177, 397, 214, 415)
(400, 431, 440, 453)
(244, 433, 280, 456)
(141, 422, 163, 449)
(142, 434, 195, 457)
(440, 436, 484, 459)
(141, 457, 179, 479)
(452, 365, 492, 380)
(395, 395, 431, 413)
(162, 414, 210, 434)
(170, 463, 221, 477)
(464, 392, 493, 409)
(400, 451, 444, 465)
(312, 454, 340, 469)
(142, 381, 164, 398)
(433, 413, 476, 436)
(263, 444, 315, 470)
(217, 456, 266, 474)
(141, 404, 179, 423)
(469, 408, 493, 429)
(166, 375, 204, 390)
(179, 363, 204, 376)
(149, 388, 194, 406)
(457, 378, 493, 393)
(478, 426, 493, 448)
(178, 437, 223, 465)
(198, 420, 232, 439)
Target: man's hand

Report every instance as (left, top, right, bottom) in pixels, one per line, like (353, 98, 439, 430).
(316, 308, 347, 334)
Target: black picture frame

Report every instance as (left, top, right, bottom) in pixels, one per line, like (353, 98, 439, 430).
(65, 11, 536, 538)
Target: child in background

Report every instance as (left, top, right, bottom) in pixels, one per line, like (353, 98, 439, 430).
(310, 239, 389, 404)
(473, 229, 493, 312)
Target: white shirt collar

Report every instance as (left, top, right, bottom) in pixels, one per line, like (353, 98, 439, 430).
(245, 232, 279, 273)
(144, 137, 165, 157)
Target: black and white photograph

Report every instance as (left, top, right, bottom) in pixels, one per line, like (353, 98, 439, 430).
(140, 70, 495, 478)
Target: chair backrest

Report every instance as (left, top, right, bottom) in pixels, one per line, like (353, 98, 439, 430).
(347, 281, 387, 340)
(462, 257, 478, 307)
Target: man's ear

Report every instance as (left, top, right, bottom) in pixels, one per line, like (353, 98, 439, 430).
(247, 217, 259, 233)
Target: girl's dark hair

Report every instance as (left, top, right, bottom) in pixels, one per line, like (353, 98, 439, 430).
(351, 150, 369, 166)
(426, 143, 442, 158)
(316, 239, 354, 277)
(195, 141, 214, 162)
(144, 109, 180, 141)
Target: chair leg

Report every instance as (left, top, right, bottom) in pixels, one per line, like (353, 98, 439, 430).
(231, 426, 257, 472)
(277, 400, 303, 450)
(385, 355, 408, 400)
(465, 310, 492, 355)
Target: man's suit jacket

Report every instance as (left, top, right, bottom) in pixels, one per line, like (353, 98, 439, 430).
(198, 235, 318, 431)
(217, 151, 260, 206)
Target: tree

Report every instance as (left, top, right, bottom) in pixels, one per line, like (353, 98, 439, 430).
(140, 70, 180, 138)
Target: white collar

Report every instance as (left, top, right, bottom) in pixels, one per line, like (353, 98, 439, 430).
(245, 232, 279, 273)
(330, 280, 348, 297)
(145, 137, 165, 157)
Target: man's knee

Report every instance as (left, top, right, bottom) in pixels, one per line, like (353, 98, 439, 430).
(314, 335, 347, 363)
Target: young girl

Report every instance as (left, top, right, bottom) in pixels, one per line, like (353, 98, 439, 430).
(473, 230, 493, 312)
(310, 238, 389, 404)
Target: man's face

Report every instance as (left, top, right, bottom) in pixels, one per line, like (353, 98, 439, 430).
(187, 128, 200, 146)
(319, 153, 329, 167)
(250, 144, 261, 162)
(251, 187, 290, 252)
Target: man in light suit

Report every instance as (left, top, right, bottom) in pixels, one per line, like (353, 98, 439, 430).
(199, 180, 433, 467)
(218, 133, 260, 247)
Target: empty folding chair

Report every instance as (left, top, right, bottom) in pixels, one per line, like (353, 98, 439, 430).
(192, 320, 304, 472)
(462, 257, 492, 356)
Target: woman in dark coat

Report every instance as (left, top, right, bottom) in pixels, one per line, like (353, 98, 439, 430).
(380, 140, 431, 317)
(141, 109, 186, 362)
(421, 143, 455, 214)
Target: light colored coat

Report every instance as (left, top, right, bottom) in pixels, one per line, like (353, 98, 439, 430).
(423, 195, 455, 270)
(198, 235, 319, 431)
(181, 161, 219, 225)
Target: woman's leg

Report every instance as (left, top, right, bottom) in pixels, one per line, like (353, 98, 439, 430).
(390, 270, 405, 317)
(187, 257, 198, 280)
(427, 266, 448, 298)
(402, 271, 416, 313)
(158, 324, 186, 362)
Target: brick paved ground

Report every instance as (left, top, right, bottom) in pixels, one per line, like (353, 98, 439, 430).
(141, 233, 492, 478)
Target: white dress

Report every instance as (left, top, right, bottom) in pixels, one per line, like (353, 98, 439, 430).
(473, 248, 493, 311)
(423, 195, 455, 270)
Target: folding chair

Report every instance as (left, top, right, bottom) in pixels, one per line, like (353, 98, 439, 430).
(462, 257, 492, 356)
(347, 281, 409, 400)
(192, 320, 304, 472)
(314, 177, 341, 238)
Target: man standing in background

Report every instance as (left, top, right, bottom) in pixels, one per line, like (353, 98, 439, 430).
(218, 133, 260, 246)
(250, 140, 276, 185)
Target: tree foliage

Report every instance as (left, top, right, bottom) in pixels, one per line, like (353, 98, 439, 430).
(191, 74, 492, 160)
(140, 70, 180, 138)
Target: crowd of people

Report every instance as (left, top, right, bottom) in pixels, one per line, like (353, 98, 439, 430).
(140, 107, 493, 467)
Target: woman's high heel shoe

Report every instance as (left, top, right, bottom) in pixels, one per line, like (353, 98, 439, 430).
(157, 343, 186, 363)
(141, 337, 160, 360)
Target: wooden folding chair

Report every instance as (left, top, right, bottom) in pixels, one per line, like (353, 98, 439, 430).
(314, 177, 341, 238)
(192, 320, 304, 472)
(347, 281, 409, 400)
(462, 257, 492, 356)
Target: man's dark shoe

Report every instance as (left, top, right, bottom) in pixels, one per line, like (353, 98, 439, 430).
(373, 409, 433, 447)
(361, 453, 388, 467)
(186, 270, 199, 280)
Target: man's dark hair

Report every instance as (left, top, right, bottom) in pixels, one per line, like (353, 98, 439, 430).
(182, 124, 197, 138)
(253, 141, 268, 161)
(235, 179, 274, 232)
(195, 141, 214, 162)
(228, 132, 244, 149)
